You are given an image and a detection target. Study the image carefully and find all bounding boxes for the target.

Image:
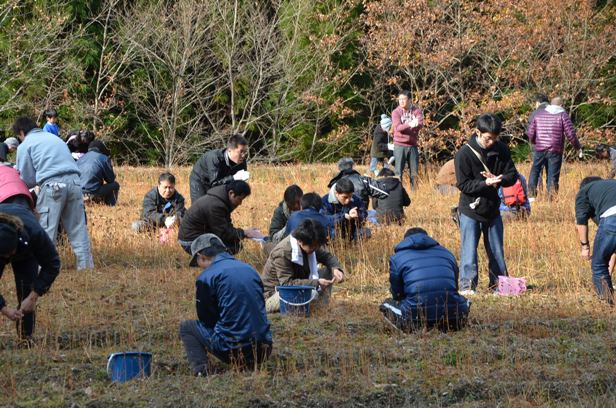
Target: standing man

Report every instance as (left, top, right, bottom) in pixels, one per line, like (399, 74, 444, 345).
(189, 134, 250, 204)
(526, 94, 549, 192)
(391, 90, 423, 190)
(180, 233, 272, 376)
(575, 176, 616, 303)
(527, 96, 582, 198)
(455, 113, 518, 295)
(13, 117, 94, 270)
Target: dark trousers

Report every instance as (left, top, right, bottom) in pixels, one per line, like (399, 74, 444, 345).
(393, 145, 419, 190)
(189, 176, 208, 205)
(591, 216, 616, 303)
(0, 257, 38, 338)
(528, 150, 562, 197)
(179, 320, 272, 375)
(379, 298, 467, 332)
(88, 182, 120, 206)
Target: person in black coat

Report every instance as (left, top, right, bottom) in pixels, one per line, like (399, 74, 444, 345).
(131, 172, 186, 232)
(455, 113, 518, 294)
(372, 168, 411, 224)
(189, 134, 249, 204)
(178, 181, 263, 254)
(0, 204, 61, 340)
(328, 157, 388, 209)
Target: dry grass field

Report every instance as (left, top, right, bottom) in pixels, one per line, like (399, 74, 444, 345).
(1, 162, 615, 407)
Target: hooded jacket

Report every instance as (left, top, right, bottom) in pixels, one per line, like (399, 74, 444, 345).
(261, 235, 342, 298)
(371, 124, 391, 159)
(189, 148, 247, 200)
(0, 165, 35, 208)
(141, 186, 186, 227)
(527, 105, 581, 154)
(321, 186, 367, 240)
(195, 252, 272, 350)
(392, 105, 424, 147)
(178, 185, 244, 253)
(389, 232, 469, 325)
(0, 203, 61, 311)
(455, 135, 518, 223)
(372, 176, 410, 223)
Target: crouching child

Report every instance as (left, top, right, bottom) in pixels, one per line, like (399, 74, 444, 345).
(380, 228, 470, 332)
(372, 168, 411, 224)
(180, 234, 272, 376)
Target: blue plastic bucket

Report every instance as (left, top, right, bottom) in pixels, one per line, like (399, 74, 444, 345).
(276, 285, 317, 317)
(107, 352, 152, 382)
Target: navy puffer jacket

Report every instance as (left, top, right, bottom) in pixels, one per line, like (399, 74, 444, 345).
(389, 233, 470, 324)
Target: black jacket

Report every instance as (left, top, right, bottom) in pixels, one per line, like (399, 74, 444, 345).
(0, 203, 61, 310)
(189, 148, 246, 200)
(372, 177, 411, 223)
(455, 135, 518, 223)
(328, 169, 388, 208)
(141, 187, 186, 227)
(178, 185, 244, 253)
(575, 179, 616, 226)
(370, 125, 391, 159)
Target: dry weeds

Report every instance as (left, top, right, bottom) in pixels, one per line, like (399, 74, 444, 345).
(1, 162, 615, 407)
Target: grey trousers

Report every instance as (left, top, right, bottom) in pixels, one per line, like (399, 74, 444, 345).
(37, 175, 94, 270)
(394, 145, 419, 189)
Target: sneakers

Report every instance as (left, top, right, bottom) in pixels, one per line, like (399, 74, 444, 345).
(459, 289, 476, 296)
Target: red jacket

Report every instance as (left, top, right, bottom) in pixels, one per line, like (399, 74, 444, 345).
(0, 165, 35, 208)
(392, 105, 423, 147)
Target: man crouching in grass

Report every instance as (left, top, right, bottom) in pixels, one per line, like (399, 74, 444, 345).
(261, 219, 345, 313)
(179, 234, 272, 376)
(575, 176, 616, 303)
(380, 228, 471, 332)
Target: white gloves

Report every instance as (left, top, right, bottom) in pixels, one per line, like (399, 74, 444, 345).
(233, 169, 250, 181)
(578, 149, 584, 159)
(164, 215, 177, 228)
(387, 143, 395, 151)
(409, 117, 419, 128)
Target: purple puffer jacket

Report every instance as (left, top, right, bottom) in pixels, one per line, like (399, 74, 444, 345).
(527, 105, 580, 154)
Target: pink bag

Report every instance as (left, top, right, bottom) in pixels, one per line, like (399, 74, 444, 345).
(158, 227, 174, 245)
(498, 275, 527, 296)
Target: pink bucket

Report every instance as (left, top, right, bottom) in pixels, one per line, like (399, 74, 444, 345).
(158, 227, 174, 245)
(498, 276, 527, 296)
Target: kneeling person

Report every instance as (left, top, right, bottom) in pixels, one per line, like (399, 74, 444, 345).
(180, 234, 272, 376)
(132, 172, 186, 232)
(77, 140, 119, 206)
(380, 228, 470, 331)
(261, 219, 344, 313)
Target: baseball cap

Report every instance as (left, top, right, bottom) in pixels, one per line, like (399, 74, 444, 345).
(189, 233, 227, 267)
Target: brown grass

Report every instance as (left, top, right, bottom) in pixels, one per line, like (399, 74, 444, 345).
(1, 162, 616, 407)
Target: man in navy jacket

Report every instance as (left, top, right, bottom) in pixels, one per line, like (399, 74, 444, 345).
(179, 233, 272, 376)
(285, 193, 335, 238)
(380, 228, 470, 331)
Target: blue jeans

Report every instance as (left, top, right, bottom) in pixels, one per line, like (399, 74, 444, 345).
(369, 157, 389, 174)
(528, 150, 562, 196)
(591, 216, 616, 302)
(459, 213, 508, 290)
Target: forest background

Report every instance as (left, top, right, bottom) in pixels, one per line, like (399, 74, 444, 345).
(1, 0, 615, 166)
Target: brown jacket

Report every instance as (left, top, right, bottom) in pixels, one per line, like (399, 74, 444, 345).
(261, 236, 342, 298)
(436, 159, 456, 186)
